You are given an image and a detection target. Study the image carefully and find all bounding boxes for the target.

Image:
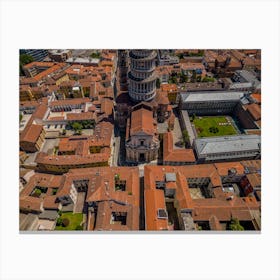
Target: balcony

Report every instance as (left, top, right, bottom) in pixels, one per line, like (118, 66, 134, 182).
(129, 50, 157, 60)
(128, 72, 157, 83)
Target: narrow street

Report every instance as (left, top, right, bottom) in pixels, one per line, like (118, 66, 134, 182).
(111, 126, 121, 166)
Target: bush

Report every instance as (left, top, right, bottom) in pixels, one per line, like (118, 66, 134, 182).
(72, 122, 83, 132)
(62, 218, 70, 227)
(56, 217, 62, 226)
(68, 120, 96, 131)
(114, 174, 120, 182)
(209, 127, 219, 134)
(229, 218, 244, 231)
(90, 52, 100, 59)
(182, 130, 189, 144)
(192, 113, 196, 121)
(202, 77, 215, 83)
(33, 189, 42, 197)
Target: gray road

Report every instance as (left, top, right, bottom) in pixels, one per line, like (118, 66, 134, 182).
(112, 135, 121, 166)
(172, 116, 184, 150)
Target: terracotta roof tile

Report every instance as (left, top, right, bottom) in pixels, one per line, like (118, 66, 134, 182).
(246, 103, 261, 121)
(66, 112, 95, 121)
(250, 93, 261, 104)
(145, 189, 168, 230)
(20, 123, 43, 143)
(50, 98, 91, 107)
(130, 108, 156, 136)
(163, 132, 196, 163)
(214, 162, 245, 176)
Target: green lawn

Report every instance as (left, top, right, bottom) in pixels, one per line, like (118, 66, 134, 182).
(55, 212, 83, 231)
(192, 116, 237, 137)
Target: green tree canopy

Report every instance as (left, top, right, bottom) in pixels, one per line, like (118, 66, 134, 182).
(229, 218, 244, 231)
(156, 78, 161, 89)
(181, 130, 190, 145)
(20, 54, 34, 75)
(90, 52, 100, 58)
(72, 122, 83, 131)
(20, 54, 34, 66)
(62, 218, 70, 227)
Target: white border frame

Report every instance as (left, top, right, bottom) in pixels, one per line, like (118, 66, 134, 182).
(1, 0, 280, 279)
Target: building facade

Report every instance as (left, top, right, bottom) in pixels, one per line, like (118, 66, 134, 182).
(179, 91, 244, 115)
(20, 49, 49, 61)
(126, 107, 159, 163)
(194, 135, 261, 163)
(118, 50, 129, 92)
(128, 50, 157, 102)
(20, 124, 46, 153)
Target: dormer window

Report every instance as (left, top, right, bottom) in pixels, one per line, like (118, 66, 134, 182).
(157, 209, 168, 219)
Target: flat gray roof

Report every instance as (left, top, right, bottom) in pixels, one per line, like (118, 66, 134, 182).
(229, 82, 252, 89)
(235, 70, 261, 88)
(39, 210, 59, 220)
(165, 172, 176, 182)
(180, 91, 244, 103)
(66, 57, 100, 64)
(195, 135, 261, 155)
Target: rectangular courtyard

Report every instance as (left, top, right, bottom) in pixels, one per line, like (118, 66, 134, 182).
(192, 116, 238, 137)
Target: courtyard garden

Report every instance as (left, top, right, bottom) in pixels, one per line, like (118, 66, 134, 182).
(55, 212, 83, 231)
(192, 116, 237, 137)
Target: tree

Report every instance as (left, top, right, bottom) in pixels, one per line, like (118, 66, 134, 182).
(156, 78, 161, 89)
(181, 130, 190, 147)
(177, 53, 184, 59)
(202, 76, 215, 83)
(33, 189, 42, 197)
(20, 54, 34, 75)
(181, 74, 188, 83)
(169, 75, 177, 84)
(191, 70, 197, 83)
(182, 130, 189, 142)
(62, 218, 70, 227)
(229, 218, 244, 231)
(90, 52, 100, 59)
(209, 126, 219, 134)
(191, 113, 196, 122)
(72, 122, 83, 133)
(114, 173, 120, 182)
(20, 113, 23, 122)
